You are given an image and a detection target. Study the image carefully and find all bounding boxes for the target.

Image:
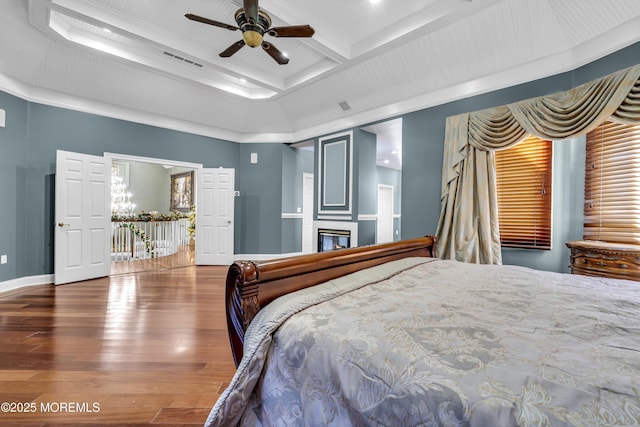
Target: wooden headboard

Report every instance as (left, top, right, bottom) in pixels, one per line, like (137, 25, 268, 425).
(224, 235, 437, 366)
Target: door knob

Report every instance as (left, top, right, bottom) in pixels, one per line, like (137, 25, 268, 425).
(57, 222, 69, 227)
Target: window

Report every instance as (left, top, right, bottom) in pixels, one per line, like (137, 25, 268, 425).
(584, 120, 640, 245)
(495, 135, 553, 249)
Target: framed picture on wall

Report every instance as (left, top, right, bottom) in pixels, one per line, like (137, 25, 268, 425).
(170, 171, 194, 212)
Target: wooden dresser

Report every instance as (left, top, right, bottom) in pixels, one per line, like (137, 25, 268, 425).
(566, 240, 640, 282)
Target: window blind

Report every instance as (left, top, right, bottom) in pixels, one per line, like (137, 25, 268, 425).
(495, 135, 553, 249)
(584, 120, 640, 244)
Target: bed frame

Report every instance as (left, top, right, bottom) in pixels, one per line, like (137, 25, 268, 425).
(225, 235, 437, 366)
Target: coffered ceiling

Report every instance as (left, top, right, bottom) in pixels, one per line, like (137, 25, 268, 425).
(1, 0, 639, 144)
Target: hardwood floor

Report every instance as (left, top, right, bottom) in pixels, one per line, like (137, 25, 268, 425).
(0, 256, 236, 426)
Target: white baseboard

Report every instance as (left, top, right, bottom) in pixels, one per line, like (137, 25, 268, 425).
(234, 252, 302, 261)
(0, 274, 54, 295)
(357, 214, 377, 221)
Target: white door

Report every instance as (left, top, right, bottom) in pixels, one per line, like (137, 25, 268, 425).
(302, 173, 314, 254)
(196, 168, 235, 265)
(54, 150, 110, 284)
(376, 184, 394, 244)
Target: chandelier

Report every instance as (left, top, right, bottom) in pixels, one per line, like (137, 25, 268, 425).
(111, 172, 135, 217)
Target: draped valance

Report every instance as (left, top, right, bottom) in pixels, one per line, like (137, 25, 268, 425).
(436, 64, 640, 263)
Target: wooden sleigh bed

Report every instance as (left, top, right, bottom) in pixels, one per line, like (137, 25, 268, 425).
(224, 235, 438, 366)
(208, 236, 640, 427)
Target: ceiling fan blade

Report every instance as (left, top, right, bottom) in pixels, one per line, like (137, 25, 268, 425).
(261, 41, 289, 65)
(185, 13, 238, 31)
(220, 40, 246, 57)
(243, 0, 259, 24)
(268, 25, 315, 38)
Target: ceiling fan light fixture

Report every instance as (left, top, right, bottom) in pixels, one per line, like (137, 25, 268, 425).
(243, 30, 263, 48)
(186, 3, 313, 64)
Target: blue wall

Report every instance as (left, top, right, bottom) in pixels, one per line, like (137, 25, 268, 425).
(399, 42, 640, 272)
(400, 72, 573, 242)
(0, 92, 29, 281)
(0, 101, 242, 282)
(1, 41, 639, 283)
(237, 143, 284, 255)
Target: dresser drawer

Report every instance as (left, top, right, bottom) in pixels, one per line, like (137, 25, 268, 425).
(574, 254, 638, 271)
(566, 241, 640, 282)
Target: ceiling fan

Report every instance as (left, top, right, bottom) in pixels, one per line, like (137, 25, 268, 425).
(185, 0, 315, 65)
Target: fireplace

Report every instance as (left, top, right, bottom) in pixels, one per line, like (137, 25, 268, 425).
(313, 220, 358, 252)
(317, 229, 351, 252)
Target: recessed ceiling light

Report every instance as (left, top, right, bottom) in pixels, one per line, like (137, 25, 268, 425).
(370, 0, 382, 4)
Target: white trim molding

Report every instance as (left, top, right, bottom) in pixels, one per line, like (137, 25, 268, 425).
(318, 131, 353, 215)
(104, 152, 203, 169)
(357, 214, 378, 221)
(317, 215, 352, 221)
(0, 274, 54, 294)
(281, 213, 303, 219)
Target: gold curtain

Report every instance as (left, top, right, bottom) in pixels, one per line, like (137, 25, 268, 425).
(436, 63, 640, 263)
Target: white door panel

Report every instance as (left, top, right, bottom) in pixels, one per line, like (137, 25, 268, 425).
(55, 150, 110, 284)
(377, 184, 394, 244)
(196, 168, 235, 265)
(302, 173, 314, 254)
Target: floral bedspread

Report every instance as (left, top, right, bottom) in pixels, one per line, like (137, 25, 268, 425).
(206, 258, 640, 426)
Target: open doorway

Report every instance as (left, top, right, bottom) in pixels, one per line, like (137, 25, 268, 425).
(106, 153, 201, 275)
(287, 139, 316, 254)
(361, 118, 402, 243)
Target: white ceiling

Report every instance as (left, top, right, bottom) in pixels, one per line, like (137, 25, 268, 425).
(1, 0, 639, 155)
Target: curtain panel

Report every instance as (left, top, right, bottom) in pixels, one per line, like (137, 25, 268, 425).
(436, 63, 640, 263)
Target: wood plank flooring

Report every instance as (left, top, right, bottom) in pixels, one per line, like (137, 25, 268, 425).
(0, 254, 236, 426)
